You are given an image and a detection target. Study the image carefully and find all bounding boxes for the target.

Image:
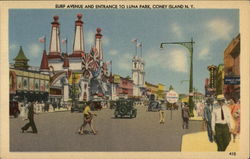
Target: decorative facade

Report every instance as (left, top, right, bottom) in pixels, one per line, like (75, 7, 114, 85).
(39, 14, 111, 103)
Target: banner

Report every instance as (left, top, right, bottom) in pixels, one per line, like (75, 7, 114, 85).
(35, 79, 39, 91)
(29, 78, 34, 91)
(16, 76, 22, 90)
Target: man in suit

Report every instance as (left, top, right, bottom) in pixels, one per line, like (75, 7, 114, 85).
(212, 94, 232, 151)
(21, 102, 38, 134)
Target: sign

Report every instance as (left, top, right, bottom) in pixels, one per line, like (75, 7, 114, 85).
(166, 90, 179, 103)
(224, 76, 240, 85)
(113, 75, 120, 84)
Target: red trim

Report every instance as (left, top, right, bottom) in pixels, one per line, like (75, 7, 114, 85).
(40, 50, 49, 70)
(47, 54, 62, 59)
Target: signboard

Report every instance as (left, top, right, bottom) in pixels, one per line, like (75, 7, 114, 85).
(113, 75, 120, 84)
(224, 76, 240, 85)
(29, 78, 34, 91)
(166, 90, 179, 104)
(17, 76, 22, 90)
(40, 80, 45, 91)
(35, 79, 39, 91)
(45, 80, 49, 92)
(23, 77, 29, 90)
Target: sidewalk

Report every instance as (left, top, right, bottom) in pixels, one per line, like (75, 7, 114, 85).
(190, 110, 203, 121)
(181, 131, 239, 152)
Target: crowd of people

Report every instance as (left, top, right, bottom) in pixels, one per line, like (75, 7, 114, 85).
(202, 94, 240, 151)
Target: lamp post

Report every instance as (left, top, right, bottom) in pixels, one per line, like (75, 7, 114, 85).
(160, 38, 195, 117)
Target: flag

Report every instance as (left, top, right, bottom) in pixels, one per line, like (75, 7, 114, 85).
(39, 36, 45, 43)
(106, 60, 112, 65)
(131, 38, 137, 43)
(137, 43, 142, 48)
(62, 38, 67, 44)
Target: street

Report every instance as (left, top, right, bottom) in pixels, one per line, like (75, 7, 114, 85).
(10, 105, 203, 151)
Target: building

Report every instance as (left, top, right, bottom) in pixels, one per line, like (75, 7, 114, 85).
(10, 47, 50, 102)
(132, 43, 145, 97)
(109, 74, 133, 99)
(223, 34, 240, 100)
(39, 14, 111, 103)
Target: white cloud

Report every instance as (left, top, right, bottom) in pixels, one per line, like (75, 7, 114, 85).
(109, 49, 118, 56)
(144, 48, 188, 73)
(198, 47, 210, 60)
(207, 18, 233, 41)
(28, 43, 42, 57)
(168, 50, 188, 73)
(171, 23, 182, 38)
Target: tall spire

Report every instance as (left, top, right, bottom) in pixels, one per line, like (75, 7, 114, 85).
(14, 46, 29, 70)
(40, 50, 49, 71)
(73, 13, 85, 54)
(95, 28, 103, 60)
(49, 15, 61, 56)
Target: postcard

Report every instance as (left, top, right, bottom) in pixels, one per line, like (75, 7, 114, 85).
(0, 1, 249, 159)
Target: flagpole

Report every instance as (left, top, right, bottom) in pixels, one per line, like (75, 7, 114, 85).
(135, 42, 137, 57)
(66, 38, 68, 54)
(141, 42, 143, 58)
(44, 36, 46, 51)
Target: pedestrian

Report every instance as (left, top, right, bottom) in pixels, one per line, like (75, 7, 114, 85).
(21, 102, 38, 134)
(78, 101, 97, 135)
(181, 102, 189, 129)
(212, 94, 232, 151)
(52, 101, 56, 111)
(159, 100, 166, 124)
(19, 104, 26, 120)
(203, 97, 214, 142)
(230, 98, 240, 143)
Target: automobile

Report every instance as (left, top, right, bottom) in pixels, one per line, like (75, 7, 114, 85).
(148, 101, 161, 112)
(91, 101, 102, 111)
(70, 101, 87, 113)
(114, 99, 137, 118)
(109, 100, 117, 109)
(9, 101, 20, 118)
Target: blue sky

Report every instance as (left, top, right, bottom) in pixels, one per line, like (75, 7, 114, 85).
(9, 9, 239, 94)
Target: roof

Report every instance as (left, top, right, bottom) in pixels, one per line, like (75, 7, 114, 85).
(14, 46, 29, 61)
(40, 50, 49, 70)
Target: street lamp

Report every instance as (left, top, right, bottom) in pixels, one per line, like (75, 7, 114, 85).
(160, 38, 195, 117)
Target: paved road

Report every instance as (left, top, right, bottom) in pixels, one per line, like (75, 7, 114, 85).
(10, 105, 203, 151)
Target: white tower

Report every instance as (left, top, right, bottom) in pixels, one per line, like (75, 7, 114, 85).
(49, 16, 61, 55)
(73, 13, 85, 54)
(132, 56, 141, 96)
(95, 28, 103, 60)
(47, 15, 63, 72)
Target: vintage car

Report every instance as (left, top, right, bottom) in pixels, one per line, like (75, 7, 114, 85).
(114, 100, 137, 118)
(147, 101, 161, 112)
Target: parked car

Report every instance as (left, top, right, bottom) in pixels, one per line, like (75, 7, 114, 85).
(9, 101, 20, 118)
(148, 101, 161, 112)
(114, 99, 137, 118)
(71, 101, 87, 113)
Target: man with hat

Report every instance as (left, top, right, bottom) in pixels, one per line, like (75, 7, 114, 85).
(211, 94, 232, 151)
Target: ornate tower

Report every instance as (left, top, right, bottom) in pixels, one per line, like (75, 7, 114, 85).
(132, 56, 141, 96)
(95, 28, 103, 60)
(73, 13, 85, 55)
(14, 46, 29, 70)
(49, 16, 61, 56)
